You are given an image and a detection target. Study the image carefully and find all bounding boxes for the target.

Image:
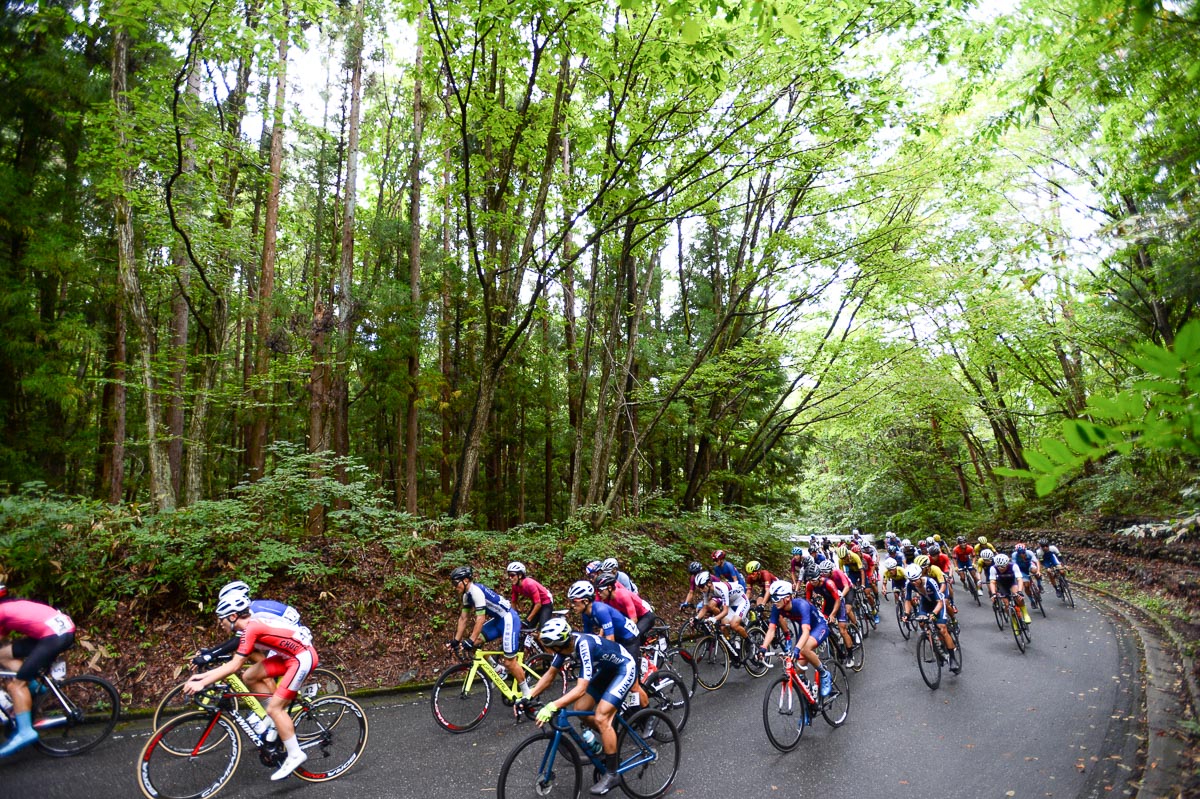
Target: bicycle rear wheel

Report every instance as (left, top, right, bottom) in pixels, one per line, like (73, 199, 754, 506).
(497, 731, 582, 799)
(820, 661, 850, 727)
(617, 709, 679, 799)
(136, 711, 240, 799)
(644, 669, 689, 733)
(664, 647, 698, 696)
(690, 635, 730, 691)
(762, 675, 806, 752)
(293, 696, 368, 782)
(525, 653, 571, 694)
(743, 627, 769, 678)
(917, 633, 942, 690)
(431, 661, 492, 732)
(34, 674, 120, 756)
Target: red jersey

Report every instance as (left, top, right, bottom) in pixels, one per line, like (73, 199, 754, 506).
(236, 617, 315, 660)
(608, 582, 652, 620)
(511, 577, 553, 608)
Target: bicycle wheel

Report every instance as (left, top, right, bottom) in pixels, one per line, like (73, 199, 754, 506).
(292, 696, 368, 782)
(896, 600, 911, 640)
(136, 711, 240, 799)
(690, 635, 730, 691)
(846, 624, 865, 673)
(1061, 578, 1075, 609)
(34, 674, 120, 756)
(672, 617, 697, 648)
(743, 627, 769, 678)
(617, 708, 679, 799)
(1033, 586, 1047, 618)
(820, 661, 850, 727)
(664, 648, 698, 696)
(297, 666, 347, 700)
(526, 653, 571, 694)
(1011, 613, 1026, 653)
(498, 730, 582, 799)
(969, 573, 982, 606)
(992, 600, 1007, 630)
(762, 675, 806, 752)
(916, 632, 942, 690)
(644, 669, 689, 733)
(431, 661, 492, 732)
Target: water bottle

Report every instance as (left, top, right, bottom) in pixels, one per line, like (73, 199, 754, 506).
(265, 727, 278, 743)
(253, 715, 274, 737)
(580, 728, 603, 756)
(0, 689, 12, 715)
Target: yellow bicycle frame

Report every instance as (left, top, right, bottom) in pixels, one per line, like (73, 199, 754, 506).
(463, 650, 540, 700)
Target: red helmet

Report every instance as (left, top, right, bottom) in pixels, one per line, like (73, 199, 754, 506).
(711, 549, 726, 561)
(850, 543, 862, 554)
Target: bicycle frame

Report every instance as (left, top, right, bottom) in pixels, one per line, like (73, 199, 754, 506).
(540, 706, 659, 777)
(463, 649, 532, 702)
(0, 668, 76, 732)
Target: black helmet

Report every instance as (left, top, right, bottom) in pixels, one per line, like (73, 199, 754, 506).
(802, 565, 820, 582)
(687, 561, 704, 575)
(450, 565, 473, 582)
(595, 573, 618, 590)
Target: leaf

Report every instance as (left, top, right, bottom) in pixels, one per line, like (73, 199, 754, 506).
(1023, 449, 1056, 474)
(1035, 474, 1060, 497)
(779, 14, 803, 39)
(1041, 437, 1077, 466)
(680, 19, 703, 44)
(1173, 320, 1200, 361)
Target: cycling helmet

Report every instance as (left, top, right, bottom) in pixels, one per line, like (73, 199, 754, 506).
(836, 545, 848, 559)
(450, 565, 473, 582)
(901, 538, 912, 548)
(904, 564, 922, 581)
(883, 557, 898, 571)
(1014, 543, 1026, 553)
(215, 593, 251, 617)
(818, 560, 834, 575)
(977, 536, 988, 546)
(745, 560, 761, 573)
(914, 555, 930, 568)
(218, 580, 251, 600)
(506, 561, 527, 576)
(928, 544, 941, 555)
(1039, 538, 1049, 548)
(584, 560, 602, 576)
(994, 554, 1011, 568)
(687, 561, 704, 575)
(601, 557, 619, 572)
(567, 580, 596, 601)
(801, 554, 815, 568)
(711, 549, 726, 561)
(791, 546, 804, 556)
(980, 549, 995, 562)
(932, 534, 942, 543)
(694, 570, 712, 588)
(595, 573, 618, 590)
(768, 580, 793, 602)
(887, 545, 900, 556)
(862, 544, 876, 556)
(956, 536, 966, 544)
(802, 565, 821, 582)
(539, 617, 573, 648)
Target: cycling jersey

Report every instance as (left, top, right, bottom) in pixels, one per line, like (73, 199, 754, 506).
(986, 564, 1025, 585)
(249, 598, 301, 625)
(904, 577, 949, 622)
(464, 582, 522, 657)
(0, 599, 75, 640)
(607, 582, 652, 622)
(511, 577, 553, 611)
(882, 566, 907, 584)
(552, 633, 635, 707)
(712, 561, 746, 589)
(806, 578, 846, 623)
(840, 551, 864, 573)
(1012, 550, 1038, 575)
(952, 544, 975, 567)
(789, 555, 805, 579)
(462, 582, 514, 620)
(236, 617, 318, 701)
(929, 553, 952, 575)
(582, 600, 640, 645)
(746, 570, 778, 594)
(768, 598, 829, 647)
(710, 580, 750, 622)
(1036, 545, 1064, 568)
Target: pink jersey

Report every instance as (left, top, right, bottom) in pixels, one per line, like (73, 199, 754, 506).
(828, 569, 852, 594)
(608, 582, 652, 620)
(0, 599, 75, 639)
(510, 577, 553, 608)
(236, 617, 315, 660)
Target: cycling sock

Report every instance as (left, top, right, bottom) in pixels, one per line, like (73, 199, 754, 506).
(15, 711, 33, 735)
(283, 735, 302, 758)
(605, 753, 619, 774)
(520, 680, 531, 698)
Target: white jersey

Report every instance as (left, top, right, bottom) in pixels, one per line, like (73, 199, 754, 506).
(711, 580, 746, 608)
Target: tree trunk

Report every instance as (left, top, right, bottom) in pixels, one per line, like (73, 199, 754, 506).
(99, 302, 127, 504)
(404, 10, 425, 514)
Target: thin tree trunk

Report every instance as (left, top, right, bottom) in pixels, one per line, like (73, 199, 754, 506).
(404, 10, 425, 513)
(99, 303, 127, 504)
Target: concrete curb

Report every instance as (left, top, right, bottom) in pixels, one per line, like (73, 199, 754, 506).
(1080, 582, 1194, 799)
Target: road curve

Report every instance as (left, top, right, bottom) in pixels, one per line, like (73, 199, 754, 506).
(1, 589, 1144, 798)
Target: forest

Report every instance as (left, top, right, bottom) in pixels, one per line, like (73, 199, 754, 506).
(0, 0, 1197, 546)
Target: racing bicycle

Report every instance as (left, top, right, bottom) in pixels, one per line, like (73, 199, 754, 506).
(0, 659, 119, 756)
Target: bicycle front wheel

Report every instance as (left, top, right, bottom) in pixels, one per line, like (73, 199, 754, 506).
(762, 675, 805, 752)
(917, 633, 942, 690)
(136, 711, 240, 799)
(820, 661, 850, 727)
(1011, 614, 1026, 653)
(617, 708, 679, 799)
(34, 674, 120, 756)
(896, 601, 911, 640)
(690, 635, 730, 691)
(664, 648, 698, 696)
(293, 695, 369, 782)
(846, 624, 865, 673)
(431, 661, 492, 732)
(644, 669, 690, 733)
(1061, 578, 1075, 609)
(497, 731, 582, 799)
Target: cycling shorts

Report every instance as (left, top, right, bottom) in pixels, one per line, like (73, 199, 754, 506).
(481, 609, 523, 658)
(12, 632, 75, 682)
(723, 598, 750, 624)
(916, 597, 949, 625)
(261, 645, 318, 701)
(586, 654, 637, 708)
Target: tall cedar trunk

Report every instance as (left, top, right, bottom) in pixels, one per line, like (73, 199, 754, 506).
(440, 137, 453, 500)
(111, 26, 174, 510)
(542, 312, 553, 523)
(559, 93, 582, 513)
(99, 303, 127, 503)
(332, 0, 365, 492)
(404, 11, 425, 513)
(248, 11, 289, 479)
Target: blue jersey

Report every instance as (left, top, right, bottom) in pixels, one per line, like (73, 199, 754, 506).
(904, 576, 945, 608)
(769, 598, 827, 635)
(553, 633, 631, 682)
(249, 599, 300, 624)
(462, 582, 515, 621)
(582, 600, 640, 645)
(713, 561, 746, 589)
(1012, 550, 1036, 574)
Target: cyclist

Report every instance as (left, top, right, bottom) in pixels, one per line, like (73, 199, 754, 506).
(881, 557, 907, 603)
(448, 566, 531, 699)
(184, 592, 317, 780)
(0, 584, 76, 756)
(710, 549, 746, 589)
(789, 546, 807, 584)
(521, 617, 635, 796)
(1011, 544, 1041, 602)
(838, 544, 879, 625)
(694, 571, 756, 664)
(678, 560, 707, 611)
(806, 562, 856, 657)
(927, 543, 955, 607)
(987, 553, 1032, 625)
(595, 573, 656, 645)
(507, 561, 555, 630)
(914, 554, 956, 620)
(743, 560, 779, 608)
(758, 580, 834, 697)
(952, 537, 981, 598)
(901, 564, 960, 673)
(568, 580, 649, 712)
(599, 557, 638, 594)
(1036, 539, 1067, 596)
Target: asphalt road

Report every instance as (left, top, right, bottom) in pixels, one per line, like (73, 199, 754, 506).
(1, 589, 1143, 799)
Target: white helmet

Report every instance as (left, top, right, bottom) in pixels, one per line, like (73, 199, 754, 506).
(218, 580, 251, 601)
(768, 580, 793, 602)
(994, 554, 1011, 568)
(903, 564, 922, 581)
(539, 617, 572, 647)
(506, 561, 527, 576)
(215, 592, 251, 617)
(567, 580, 595, 601)
(601, 557, 619, 572)
(883, 557, 897, 571)
(694, 570, 711, 588)
(980, 549, 995, 562)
